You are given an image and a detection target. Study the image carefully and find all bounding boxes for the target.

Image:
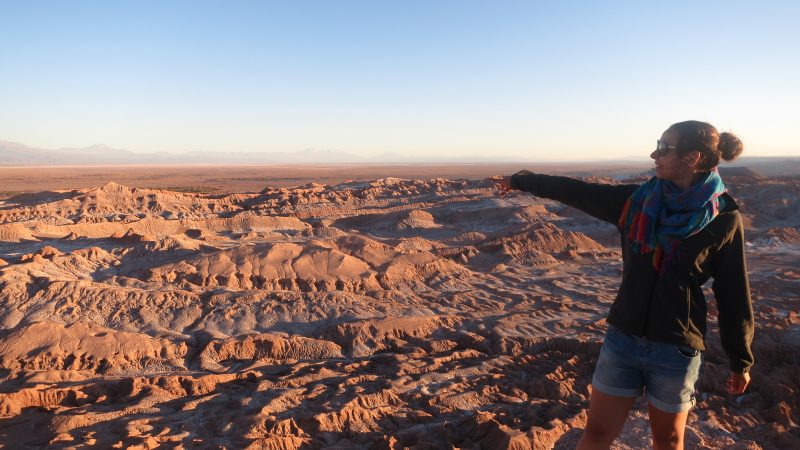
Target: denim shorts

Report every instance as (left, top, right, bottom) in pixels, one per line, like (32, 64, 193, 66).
(591, 325, 702, 413)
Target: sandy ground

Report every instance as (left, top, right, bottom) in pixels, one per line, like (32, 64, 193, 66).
(0, 165, 797, 449)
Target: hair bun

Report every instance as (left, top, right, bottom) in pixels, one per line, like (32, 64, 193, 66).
(718, 132, 743, 162)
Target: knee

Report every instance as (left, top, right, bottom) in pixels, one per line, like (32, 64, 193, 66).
(651, 432, 682, 450)
(579, 424, 619, 447)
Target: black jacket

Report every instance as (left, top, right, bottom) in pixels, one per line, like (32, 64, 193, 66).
(510, 171, 755, 373)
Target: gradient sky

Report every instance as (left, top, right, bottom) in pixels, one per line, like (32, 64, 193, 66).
(1, 0, 798, 160)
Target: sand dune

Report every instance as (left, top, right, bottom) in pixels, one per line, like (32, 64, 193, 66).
(0, 172, 797, 448)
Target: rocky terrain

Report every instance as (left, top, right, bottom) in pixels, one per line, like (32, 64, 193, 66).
(0, 171, 797, 449)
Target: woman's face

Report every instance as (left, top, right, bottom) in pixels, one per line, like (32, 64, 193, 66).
(651, 129, 692, 183)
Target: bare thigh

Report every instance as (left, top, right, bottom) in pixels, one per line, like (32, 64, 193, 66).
(648, 403, 689, 450)
(577, 388, 636, 449)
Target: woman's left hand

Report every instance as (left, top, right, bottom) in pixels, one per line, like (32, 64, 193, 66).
(726, 371, 750, 394)
(486, 176, 513, 197)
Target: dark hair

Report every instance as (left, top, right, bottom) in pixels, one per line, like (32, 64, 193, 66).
(668, 120, 743, 171)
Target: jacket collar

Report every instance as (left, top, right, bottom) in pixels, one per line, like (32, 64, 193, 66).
(721, 192, 740, 212)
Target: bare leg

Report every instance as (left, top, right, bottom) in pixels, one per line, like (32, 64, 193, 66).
(576, 389, 636, 450)
(647, 403, 689, 450)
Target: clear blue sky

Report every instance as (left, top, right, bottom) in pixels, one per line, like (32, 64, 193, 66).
(1, 0, 798, 160)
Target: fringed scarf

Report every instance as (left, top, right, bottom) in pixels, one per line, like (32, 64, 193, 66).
(618, 169, 727, 273)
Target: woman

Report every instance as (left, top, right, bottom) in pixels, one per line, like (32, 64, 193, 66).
(497, 120, 754, 450)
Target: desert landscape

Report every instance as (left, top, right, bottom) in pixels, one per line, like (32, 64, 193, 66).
(0, 163, 797, 449)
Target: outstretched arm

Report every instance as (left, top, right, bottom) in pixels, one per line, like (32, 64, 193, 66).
(502, 171, 639, 225)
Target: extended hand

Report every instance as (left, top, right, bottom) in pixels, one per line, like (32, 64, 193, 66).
(487, 176, 512, 197)
(726, 371, 750, 394)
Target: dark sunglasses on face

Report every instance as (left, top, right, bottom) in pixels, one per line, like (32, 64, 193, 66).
(654, 140, 678, 157)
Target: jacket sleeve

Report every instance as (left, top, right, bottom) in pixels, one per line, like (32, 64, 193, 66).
(509, 171, 639, 225)
(711, 213, 755, 373)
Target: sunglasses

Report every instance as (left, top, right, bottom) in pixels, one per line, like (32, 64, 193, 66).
(654, 140, 678, 157)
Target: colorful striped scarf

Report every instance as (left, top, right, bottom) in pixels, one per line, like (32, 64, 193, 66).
(618, 169, 727, 273)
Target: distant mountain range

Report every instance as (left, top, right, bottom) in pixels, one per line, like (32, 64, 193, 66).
(0, 140, 378, 165)
(0, 139, 650, 165)
(1, 139, 798, 175)
(0, 139, 548, 165)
